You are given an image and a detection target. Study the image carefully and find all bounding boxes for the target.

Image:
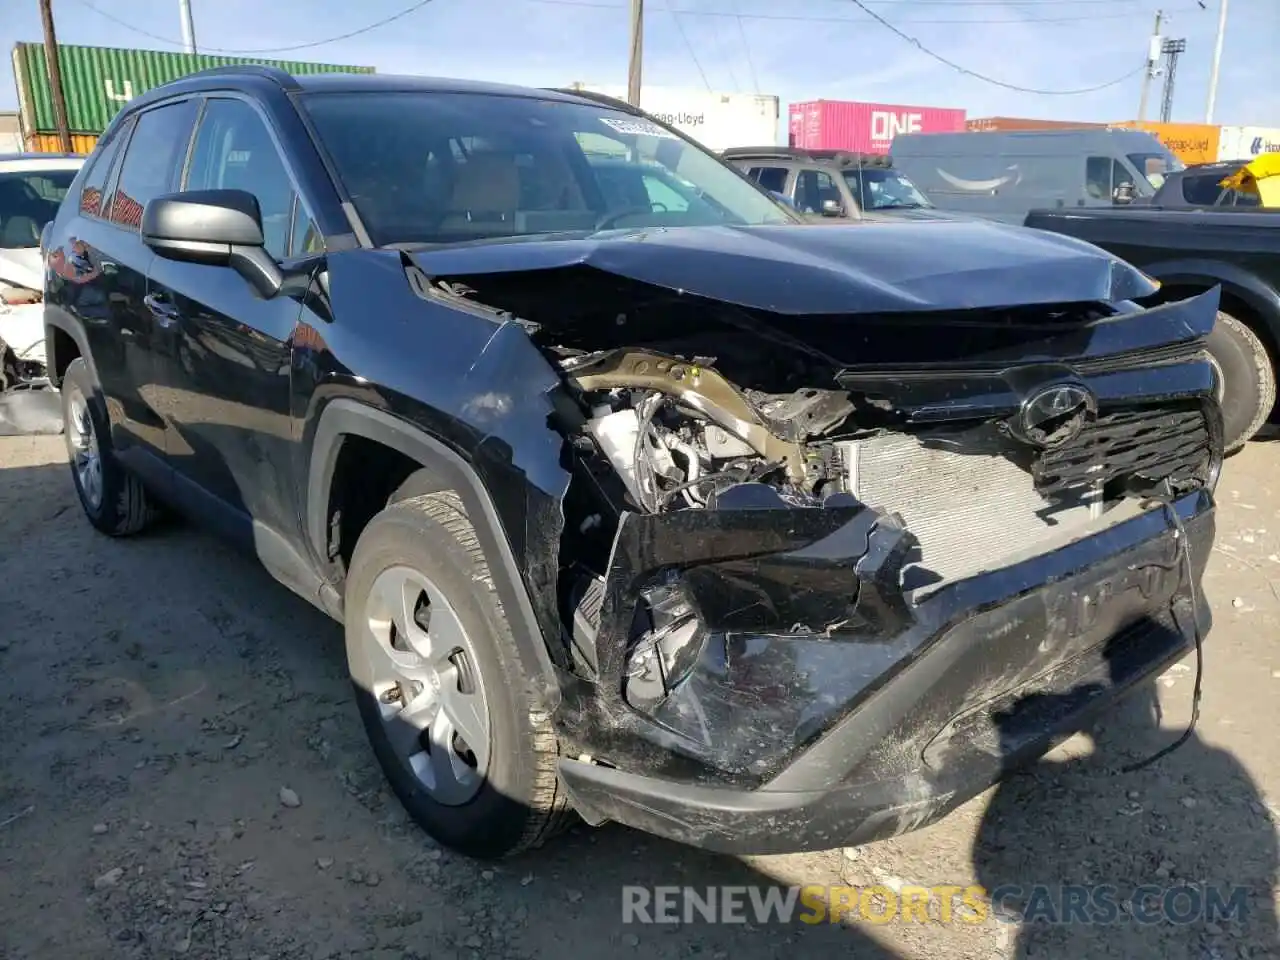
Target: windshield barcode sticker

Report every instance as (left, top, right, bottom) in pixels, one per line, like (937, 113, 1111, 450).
(600, 118, 680, 140)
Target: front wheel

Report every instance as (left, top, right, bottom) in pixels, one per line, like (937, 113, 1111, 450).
(343, 490, 572, 858)
(1205, 311, 1276, 455)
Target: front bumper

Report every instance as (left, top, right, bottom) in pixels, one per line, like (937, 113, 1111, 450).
(558, 488, 1214, 855)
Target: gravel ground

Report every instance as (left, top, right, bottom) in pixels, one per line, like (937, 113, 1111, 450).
(1, 432, 1278, 960)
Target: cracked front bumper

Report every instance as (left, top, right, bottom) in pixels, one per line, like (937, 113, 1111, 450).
(558, 489, 1214, 855)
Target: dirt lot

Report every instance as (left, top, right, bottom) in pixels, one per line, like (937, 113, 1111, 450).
(1, 432, 1278, 960)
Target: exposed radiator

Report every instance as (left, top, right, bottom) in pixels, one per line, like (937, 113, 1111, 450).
(841, 424, 1094, 587)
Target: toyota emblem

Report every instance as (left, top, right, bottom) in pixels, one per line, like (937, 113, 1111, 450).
(1014, 383, 1096, 448)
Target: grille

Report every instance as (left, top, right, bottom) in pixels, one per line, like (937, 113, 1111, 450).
(841, 425, 1093, 586)
(1033, 404, 1212, 497)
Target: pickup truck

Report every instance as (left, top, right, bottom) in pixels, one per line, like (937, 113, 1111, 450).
(1024, 206, 1280, 452)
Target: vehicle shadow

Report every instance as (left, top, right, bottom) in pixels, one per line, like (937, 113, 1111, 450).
(0, 455, 905, 960)
(972, 638, 1279, 958)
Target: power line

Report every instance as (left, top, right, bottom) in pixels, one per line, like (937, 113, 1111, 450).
(527, 0, 1191, 27)
(661, 0, 714, 91)
(730, 0, 761, 92)
(843, 0, 1147, 94)
(69, 0, 437, 55)
(859, 0, 1141, 5)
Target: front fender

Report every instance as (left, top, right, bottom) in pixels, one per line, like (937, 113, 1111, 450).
(306, 398, 566, 712)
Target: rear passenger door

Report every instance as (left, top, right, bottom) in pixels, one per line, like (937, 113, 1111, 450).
(54, 100, 197, 476)
(147, 95, 316, 551)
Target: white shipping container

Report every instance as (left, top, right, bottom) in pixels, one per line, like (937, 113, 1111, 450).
(1217, 125, 1280, 162)
(567, 84, 780, 151)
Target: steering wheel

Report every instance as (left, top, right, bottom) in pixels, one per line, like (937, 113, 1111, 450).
(594, 202, 667, 231)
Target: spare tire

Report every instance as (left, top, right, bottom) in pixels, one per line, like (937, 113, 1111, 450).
(1205, 311, 1275, 454)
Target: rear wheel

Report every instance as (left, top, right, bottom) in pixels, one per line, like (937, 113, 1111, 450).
(1205, 311, 1275, 454)
(343, 489, 571, 858)
(61, 358, 161, 536)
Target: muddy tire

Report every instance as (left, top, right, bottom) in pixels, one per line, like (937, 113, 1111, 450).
(343, 489, 572, 859)
(61, 358, 162, 536)
(1206, 311, 1275, 455)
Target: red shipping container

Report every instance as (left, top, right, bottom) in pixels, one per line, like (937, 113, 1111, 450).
(788, 100, 967, 155)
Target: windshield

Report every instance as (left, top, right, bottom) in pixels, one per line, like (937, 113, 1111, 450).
(300, 91, 795, 245)
(841, 166, 932, 210)
(0, 169, 77, 249)
(1128, 152, 1184, 191)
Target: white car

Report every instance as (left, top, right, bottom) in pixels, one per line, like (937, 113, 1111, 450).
(0, 152, 83, 433)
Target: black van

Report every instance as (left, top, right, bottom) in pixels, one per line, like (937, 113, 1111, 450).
(890, 128, 1184, 223)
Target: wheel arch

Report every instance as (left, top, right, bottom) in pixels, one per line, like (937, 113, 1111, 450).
(43, 311, 97, 388)
(307, 399, 563, 711)
(1142, 259, 1280, 360)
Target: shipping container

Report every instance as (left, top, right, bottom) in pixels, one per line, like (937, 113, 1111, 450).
(11, 42, 375, 137)
(788, 100, 966, 155)
(966, 116, 1106, 132)
(565, 84, 780, 151)
(23, 132, 99, 155)
(1216, 125, 1280, 162)
(1111, 121, 1221, 165)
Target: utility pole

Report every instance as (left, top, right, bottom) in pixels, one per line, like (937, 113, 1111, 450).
(1205, 0, 1228, 123)
(178, 0, 198, 54)
(37, 0, 72, 153)
(1159, 38, 1186, 123)
(627, 0, 643, 106)
(1136, 9, 1162, 123)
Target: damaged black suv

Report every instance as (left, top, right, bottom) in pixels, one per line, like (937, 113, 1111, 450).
(42, 66, 1222, 859)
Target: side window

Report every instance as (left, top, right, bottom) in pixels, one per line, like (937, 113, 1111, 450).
(1180, 174, 1225, 206)
(78, 132, 124, 218)
(185, 98, 297, 260)
(795, 169, 841, 213)
(1085, 156, 1113, 200)
(641, 173, 690, 212)
(1111, 159, 1133, 191)
(288, 196, 323, 257)
(748, 166, 788, 193)
(107, 101, 197, 229)
(1227, 188, 1260, 208)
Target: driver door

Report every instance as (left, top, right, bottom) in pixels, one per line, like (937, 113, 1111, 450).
(146, 95, 313, 550)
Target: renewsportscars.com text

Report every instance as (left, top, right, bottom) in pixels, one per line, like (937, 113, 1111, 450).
(621, 884, 1251, 926)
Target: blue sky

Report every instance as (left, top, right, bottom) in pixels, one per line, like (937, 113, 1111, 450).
(2, 0, 1276, 127)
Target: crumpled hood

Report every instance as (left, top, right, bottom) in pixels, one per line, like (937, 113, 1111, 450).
(408, 219, 1157, 315)
(0, 248, 43, 293)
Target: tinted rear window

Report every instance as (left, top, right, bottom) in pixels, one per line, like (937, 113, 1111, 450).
(1179, 173, 1224, 206)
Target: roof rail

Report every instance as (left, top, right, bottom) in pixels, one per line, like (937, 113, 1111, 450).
(721, 145, 892, 168)
(181, 63, 300, 90)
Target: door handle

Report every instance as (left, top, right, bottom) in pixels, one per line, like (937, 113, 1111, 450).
(143, 292, 180, 327)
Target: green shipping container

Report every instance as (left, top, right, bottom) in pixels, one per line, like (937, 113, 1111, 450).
(12, 41, 375, 135)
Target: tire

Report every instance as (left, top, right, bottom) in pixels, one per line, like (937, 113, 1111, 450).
(343, 489, 572, 859)
(1205, 311, 1276, 455)
(61, 357, 162, 536)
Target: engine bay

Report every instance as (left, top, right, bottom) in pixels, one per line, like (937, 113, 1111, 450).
(562, 346, 858, 514)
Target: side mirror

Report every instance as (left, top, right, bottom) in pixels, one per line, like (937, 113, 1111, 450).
(141, 189, 283, 298)
(821, 198, 844, 217)
(1112, 182, 1136, 205)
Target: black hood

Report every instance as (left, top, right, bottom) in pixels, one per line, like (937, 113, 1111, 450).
(407, 219, 1157, 316)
